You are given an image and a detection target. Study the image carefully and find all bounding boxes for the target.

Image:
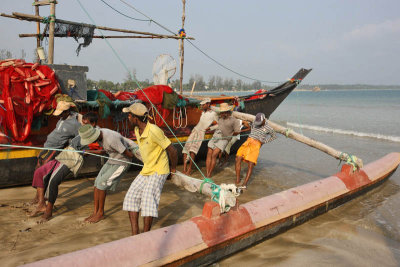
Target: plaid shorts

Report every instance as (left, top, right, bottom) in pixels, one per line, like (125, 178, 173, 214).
(123, 172, 168, 217)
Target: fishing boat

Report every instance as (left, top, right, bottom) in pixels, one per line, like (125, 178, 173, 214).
(0, 58, 311, 188)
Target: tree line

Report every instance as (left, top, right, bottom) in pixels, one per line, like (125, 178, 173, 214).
(87, 72, 273, 92)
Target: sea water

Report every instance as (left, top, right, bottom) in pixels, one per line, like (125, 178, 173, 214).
(217, 89, 400, 266)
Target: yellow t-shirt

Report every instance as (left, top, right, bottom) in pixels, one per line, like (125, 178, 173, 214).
(135, 123, 171, 175)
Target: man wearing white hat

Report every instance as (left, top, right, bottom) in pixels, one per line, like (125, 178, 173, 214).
(183, 98, 217, 175)
(79, 124, 136, 223)
(206, 103, 241, 178)
(122, 103, 177, 235)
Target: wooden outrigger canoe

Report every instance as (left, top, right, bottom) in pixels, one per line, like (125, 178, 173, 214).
(24, 152, 400, 267)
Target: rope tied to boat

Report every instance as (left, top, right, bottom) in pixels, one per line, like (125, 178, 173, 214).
(285, 128, 292, 137)
(199, 178, 240, 213)
(338, 152, 360, 172)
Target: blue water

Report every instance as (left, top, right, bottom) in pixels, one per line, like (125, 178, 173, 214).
(272, 89, 400, 140)
(216, 89, 400, 266)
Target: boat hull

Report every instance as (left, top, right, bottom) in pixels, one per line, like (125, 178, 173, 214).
(24, 152, 400, 267)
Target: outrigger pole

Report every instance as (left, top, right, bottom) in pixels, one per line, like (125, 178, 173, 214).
(232, 111, 364, 169)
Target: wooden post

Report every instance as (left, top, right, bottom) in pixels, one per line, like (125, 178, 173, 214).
(190, 81, 196, 96)
(231, 111, 364, 169)
(48, 2, 56, 64)
(35, 0, 40, 63)
(179, 0, 186, 94)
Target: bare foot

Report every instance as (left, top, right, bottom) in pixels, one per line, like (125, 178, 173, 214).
(88, 214, 104, 223)
(29, 197, 39, 205)
(84, 213, 95, 222)
(29, 205, 46, 217)
(184, 169, 192, 176)
(37, 212, 52, 224)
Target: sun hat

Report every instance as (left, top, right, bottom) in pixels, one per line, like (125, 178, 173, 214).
(53, 101, 76, 116)
(200, 98, 211, 105)
(215, 102, 234, 113)
(79, 124, 100, 146)
(122, 103, 148, 116)
(254, 113, 266, 126)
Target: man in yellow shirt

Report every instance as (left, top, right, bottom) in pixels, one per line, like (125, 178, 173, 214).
(122, 103, 177, 235)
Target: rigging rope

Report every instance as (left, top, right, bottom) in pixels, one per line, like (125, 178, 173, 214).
(115, 0, 284, 84)
(99, 0, 151, 22)
(0, 143, 144, 167)
(76, 0, 243, 211)
(75, 0, 207, 180)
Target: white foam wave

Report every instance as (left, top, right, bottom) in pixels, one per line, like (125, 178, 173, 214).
(286, 122, 400, 143)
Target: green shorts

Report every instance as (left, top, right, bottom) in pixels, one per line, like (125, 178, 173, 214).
(94, 163, 128, 191)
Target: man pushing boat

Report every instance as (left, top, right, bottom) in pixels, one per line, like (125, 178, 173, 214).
(182, 98, 217, 175)
(235, 112, 276, 188)
(122, 103, 177, 235)
(206, 103, 241, 178)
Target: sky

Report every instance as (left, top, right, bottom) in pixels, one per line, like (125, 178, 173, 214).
(1, 0, 400, 85)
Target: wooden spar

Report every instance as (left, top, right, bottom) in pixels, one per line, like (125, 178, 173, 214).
(32, 0, 58, 6)
(1, 12, 194, 40)
(48, 2, 55, 64)
(19, 34, 180, 39)
(34, 0, 40, 63)
(190, 81, 196, 96)
(179, 0, 186, 94)
(171, 171, 213, 198)
(232, 111, 364, 169)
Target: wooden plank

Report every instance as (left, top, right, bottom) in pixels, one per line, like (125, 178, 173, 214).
(19, 33, 181, 39)
(2, 12, 194, 40)
(32, 1, 58, 6)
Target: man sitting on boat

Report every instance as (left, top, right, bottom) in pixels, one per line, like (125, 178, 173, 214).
(235, 113, 276, 188)
(36, 101, 82, 169)
(79, 124, 136, 223)
(122, 103, 177, 235)
(182, 98, 217, 175)
(206, 103, 241, 178)
(29, 113, 98, 221)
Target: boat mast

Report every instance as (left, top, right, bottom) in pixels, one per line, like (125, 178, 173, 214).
(179, 0, 186, 94)
(34, 0, 40, 63)
(48, 1, 56, 64)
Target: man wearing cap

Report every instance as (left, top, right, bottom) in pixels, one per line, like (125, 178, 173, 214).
(79, 124, 136, 223)
(36, 101, 81, 169)
(206, 103, 241, 178)
(183, 98, 217, 175)
(235, 112, 276, 188)
(122, 103, 177, 235)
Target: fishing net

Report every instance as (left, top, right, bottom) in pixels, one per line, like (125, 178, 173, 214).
(54, 22, 95, 56)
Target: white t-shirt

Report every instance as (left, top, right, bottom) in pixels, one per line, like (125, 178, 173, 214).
(193, 110, 218, 132)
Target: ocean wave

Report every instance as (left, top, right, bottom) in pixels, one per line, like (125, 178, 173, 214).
(286, 122, 400, 143)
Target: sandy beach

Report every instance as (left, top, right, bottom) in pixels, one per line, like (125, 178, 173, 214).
(0, 160, 262, 267)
